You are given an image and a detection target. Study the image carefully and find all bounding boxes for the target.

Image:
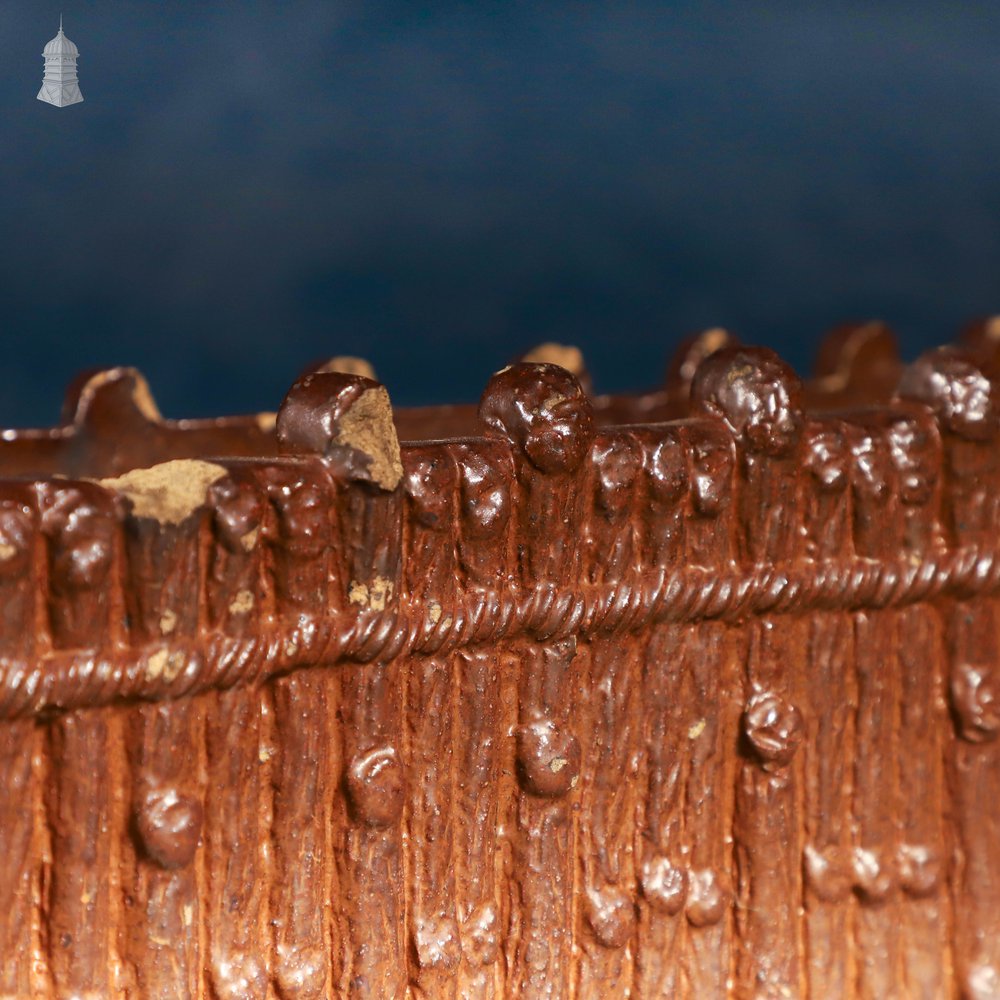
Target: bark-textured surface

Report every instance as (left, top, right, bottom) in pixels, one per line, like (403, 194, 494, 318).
(0, 338, 996, 997)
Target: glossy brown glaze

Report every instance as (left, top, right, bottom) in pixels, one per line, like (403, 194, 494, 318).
(0, 330, 997, 997)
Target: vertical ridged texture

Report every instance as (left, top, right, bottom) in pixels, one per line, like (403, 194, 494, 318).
(453, 648, 505, 999)
(115, 485, 207, 998)
(633, 622, 687, 997)
(402, 443, 462, 997)
(452, 438, 514, 998)
(803, 612, 856, 996)
(204, 687, 267, 1000)
(0, 719, 37, 997)
(575, 430, 642, 998)
(632, 425, 688, 997)
(9, 342, 1000, 997)
(509, 637, 582, 999)
(732, 420, 807, 999)
(679, 417, 738, 998)
(948, 599, 1000, 999)
(0, 486, 39, 998)
(896, 605, 950, 998)
(269, 670, 332, 1000)
(259, 458, 335, 1000)
(893, 407, 950, 998)
(929, 360, 1000, 999)
(405, 655, 460, 998)
(45, 710, 114, 997)
(849, 414, 904, 997)
(735, 620, 806, 998)
(39, 481, 121, 998)
(575, 634, 639, 999)
(801, 417, 856, 998)
(121, 699, 205, 999)
(680, 622, 736, 997)
(334, 658, 407, 999)
(479, 361, 594, 999)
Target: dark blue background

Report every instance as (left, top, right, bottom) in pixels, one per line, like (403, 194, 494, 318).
(3, 2, 1000, 425)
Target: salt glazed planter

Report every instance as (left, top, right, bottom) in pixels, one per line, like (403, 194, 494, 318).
(2, 322, 1000, 999)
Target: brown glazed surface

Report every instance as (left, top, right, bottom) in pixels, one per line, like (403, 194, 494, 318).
(1, 327, 999, 998)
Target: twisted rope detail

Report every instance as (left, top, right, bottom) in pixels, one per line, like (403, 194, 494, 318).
(3, 543, 999, 719)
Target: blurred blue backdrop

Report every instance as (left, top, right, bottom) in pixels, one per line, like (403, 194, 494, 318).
(2, 1, 999, 424)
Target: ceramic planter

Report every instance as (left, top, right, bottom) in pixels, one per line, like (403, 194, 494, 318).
(0, 323, 998, 998)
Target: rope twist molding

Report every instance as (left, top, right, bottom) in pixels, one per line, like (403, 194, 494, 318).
(3, 541, 998, 719)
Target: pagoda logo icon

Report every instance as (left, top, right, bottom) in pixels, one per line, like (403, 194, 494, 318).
(38, 17, 83, 108)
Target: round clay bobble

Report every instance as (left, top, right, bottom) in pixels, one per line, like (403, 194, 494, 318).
(584, 886, 635, 949)
(852, 846, 895, 904)
(457, 444, 512, 543)
(592, 432, 643, 518)
(515, 718, 581, 798)
(276, 371, 402, 490)
(43, 486, 118, 592)
(897, 346, 999, 442)
(345, 746, 405, 828)
(887, 413, 939, 507)
(403, 448, 455, 534)
(208, 473, 264, 554)
(134, 786, 203, 870)
(647, 433, 688, 506)
(896, 843, 943, 898)
(803, 844, 852, 903)
(963, 962, 1000, 1000)
(685, 868, 727, 927)
(462, 901, 500, 967)
(688, 422, 734, 518)
(413, 917, 462, 973)
(211, 953, 267, 1000)
(0, 499, 34, 576)
(691, 345, 804, 457)
(478, 363, 594, 475)
(950, 662, 1000, 743)
(39, 482, 120, 649)
(742, 690, 804, 770)
(274, 950, 327, 1000)
(639, 855, 687, 915)
(805, 422, 851, 495)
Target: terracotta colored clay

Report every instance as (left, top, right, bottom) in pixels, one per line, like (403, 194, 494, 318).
(0, 328, 998, 998)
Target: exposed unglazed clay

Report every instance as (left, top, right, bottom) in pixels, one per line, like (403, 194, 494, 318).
(98, 459, 229, 524)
